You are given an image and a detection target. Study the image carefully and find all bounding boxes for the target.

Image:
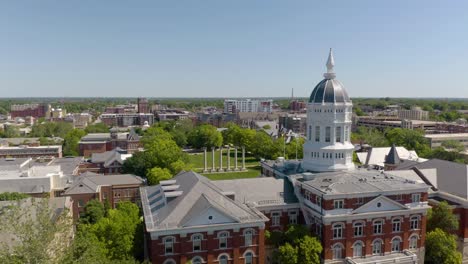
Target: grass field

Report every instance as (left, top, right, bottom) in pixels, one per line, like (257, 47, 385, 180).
(202, 166, 262, 181)
(188, 150, 259, 170)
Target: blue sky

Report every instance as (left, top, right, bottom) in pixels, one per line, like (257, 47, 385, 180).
(1, 1, 468, 98)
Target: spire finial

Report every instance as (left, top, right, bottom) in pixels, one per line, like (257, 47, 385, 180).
(324, 48, 336, 79)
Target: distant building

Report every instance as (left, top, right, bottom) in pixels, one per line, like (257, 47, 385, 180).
(100, 113, 154, 127)
(224, 99, 273, 113)
(279, 114, 307, 134)
(0, 156, 82, 197)
(79, 148, 132, 174)
(137, 97, 149, 113)
(64, 172, 145, 220)
(398, 107, 429, 121)
(10, 103, 50, 118)
(156, 109, 190, 121)
(195, 112, 237, 127)
(289, 100, 306, 112)
(424, 133, 468, 149)
(355, 145, 426, 170)
(0, 145, 62, 158)
(78, 128, 140, 157)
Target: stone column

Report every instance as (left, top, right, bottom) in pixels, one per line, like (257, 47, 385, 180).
(242, 146, 246, 170)
(234, 147, 238, 171)
(227, 147, 231, 171)
(211, 147, 215, 172)
(218, 147, 223, 172)
(203, 147, 208, 172)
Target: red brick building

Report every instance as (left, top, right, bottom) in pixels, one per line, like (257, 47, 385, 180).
(78, 128, 140, 157)
(63, 172, 144, 220)
(10, 103, 50, 118)
(140, 172, 290, 264)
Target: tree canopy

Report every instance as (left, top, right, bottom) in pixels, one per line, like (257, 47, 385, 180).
(188, 124, 223, 149)
(425, 228, 462, 264)
(427, 201, 459, 233)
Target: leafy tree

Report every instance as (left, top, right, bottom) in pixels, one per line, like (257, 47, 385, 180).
(1, 125, 20, 138)
(285, 137, 305, 160)
(296, 236, 322, 264)
(30, 122, 74, 138)
(425, 228, 462, 264)
(351, 127, 389, 147)
(427, 201, 459, 233)
(146, 167, 172, 185)
(0, 198, 73, 264)
(428, 147, 467, 164)
(441, 140, 465, 153)
(188, 124, 223, 149)
(80, 199, 106, 225)
(86, 202, 141, 261)
(61, 229, 109, 264)
(0, 192, 29, 201)
(385, 128, 431, 157)
(268, 225, 322, 264)
(277, 243, 298, 264)
(85, 123, 109, 133)
(63, 129, 87, 156)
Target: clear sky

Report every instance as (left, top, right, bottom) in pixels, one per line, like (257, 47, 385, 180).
(1, 1, 468, 98)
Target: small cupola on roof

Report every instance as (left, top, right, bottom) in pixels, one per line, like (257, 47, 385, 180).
(309, 49, 351, 104)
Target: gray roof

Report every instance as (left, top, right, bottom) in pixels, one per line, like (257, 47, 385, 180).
(211, 177, 298, 207)
(64, 173, 144, 195)
(140, 171, 267, 232)
(299, 169, 429, 196)
(384, 144, 401, 165)
(90, 148, 130, 167)
(396, 159, 468, 199)
(309, 79, 350, 104)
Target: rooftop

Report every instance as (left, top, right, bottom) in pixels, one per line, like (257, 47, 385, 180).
(211, 177, 298, 207)
(64, 172, 144, 195)
(140, 171, 267, 233)
(298, 169, 429, 196)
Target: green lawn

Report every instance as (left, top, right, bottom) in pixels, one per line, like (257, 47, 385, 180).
(202, 166, 262, 181)
(188, 150, 259, 170)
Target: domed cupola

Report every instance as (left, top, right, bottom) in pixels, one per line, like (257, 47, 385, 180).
(309, 49, 351, 104)
(302, 49, 355, 172)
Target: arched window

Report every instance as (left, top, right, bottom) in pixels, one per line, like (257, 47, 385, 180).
(218, 231, 229, 249)
(353, 241, 363, 257)
(336, 126, 342, 142)
(192, 256, 203, 264)
(218, 254, 229, 264)
(332, 223, 344, 239)
(409, 235, 418, 249)
(332, 243, 343, 260)
(410, 215, 419, 230)
(192, 233, 203, 252)
(392, 218, 401, 232)
(325, 127, 331, 142)
(244, 229, 254, 246)
(315, 126, 320, 142)
(163, 259, 176, 264)
(353, 222, 364, 237)
(163, 236, 175, 255)
(372, 239, 382, 255)
(244, 251, 253, 264)
(391, 237, 401, 252)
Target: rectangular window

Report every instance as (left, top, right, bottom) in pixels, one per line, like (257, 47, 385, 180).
(315, 126, 320, 142)
(308, 126, 312, 141)
(78, 200, 85, 207)
(344, 126, 349, 142)
(410, 217, 419, 229)
(373, 221, 383, 234)
(336, 126, 341, 142)
(325, 127, 331, 142)
(334, 200, 344, 209)
(288, 211, 298, 224)
(271, 212, 281, 226)
(392, 220, 401, 232)
(411, 193, 421, 203)
(354, 223, 363, 237)
(333, 224, 343, 239)
(396, 194, 403, 201)
(316, 196, 322, 207)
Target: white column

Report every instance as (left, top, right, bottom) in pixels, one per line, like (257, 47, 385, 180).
(227, 147, 231, 171)
(234, 147, 238, 171)
(218, 147, 224, 172)
(242, 146, 246, 170)
(203, 147, 208, 172)
(211, 148, 215, 172)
